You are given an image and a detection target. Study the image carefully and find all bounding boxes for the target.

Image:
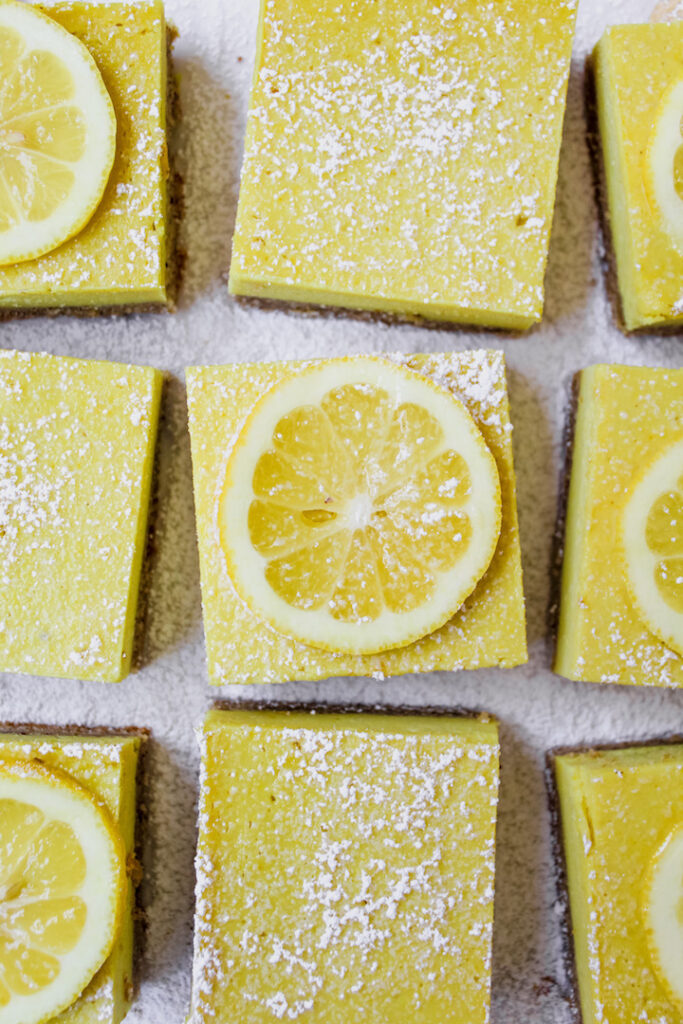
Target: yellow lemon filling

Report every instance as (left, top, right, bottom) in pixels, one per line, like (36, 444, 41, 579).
(0, 758, 126, 1024)
(0, 0, 116, 266)
(219, 356, 502, 655)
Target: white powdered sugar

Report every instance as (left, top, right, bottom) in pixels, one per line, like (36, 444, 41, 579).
(189, 718, 499, 1022)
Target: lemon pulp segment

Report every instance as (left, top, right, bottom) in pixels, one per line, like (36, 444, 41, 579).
(641, 823, 683, 1015)
(0, 758, 126, 1024)
(623, 437, 683, 656)
(219, 357, 502, 655)
(0, 0, 116, 265)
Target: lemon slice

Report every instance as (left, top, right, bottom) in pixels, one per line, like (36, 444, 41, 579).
(644, 79, 683, 252)
(0, 758, 126, 1024)
(622, 438, 683, 656)
(219, 356, 502, 655)
(0, 0, 116, 266)
(641, 824, 683, 1014)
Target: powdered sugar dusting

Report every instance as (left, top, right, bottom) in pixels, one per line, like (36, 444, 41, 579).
(0, 349, 160, 681)
(0, 2, 682, 1024)
(188, 712, 500, 1022)
(231, 0, 578, 326)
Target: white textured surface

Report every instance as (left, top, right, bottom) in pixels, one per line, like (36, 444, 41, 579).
(2, 0, 683, 1021)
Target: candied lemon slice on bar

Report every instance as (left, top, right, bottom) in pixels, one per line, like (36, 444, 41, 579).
(641, 824, 683, 1014)
(623, 438, 683, 656)
(0, 0, 116, 266)
(219, 356, 502, 655)
(0, 758, 126, 1024)
(644, 79, 683, 251)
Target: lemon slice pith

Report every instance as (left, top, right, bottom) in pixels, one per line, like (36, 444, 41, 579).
(219, 357, 502, 655)
(0, 758, 126, 1024)
(623, 438, 683, 657)
(0, 0, 116, 266)
(641, 824, 683, 1015)
(645, 79, 683, 254)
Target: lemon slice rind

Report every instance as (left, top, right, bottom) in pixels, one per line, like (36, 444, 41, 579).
(219, 356, 502, 656)
(622, 437, 683, 657)
(641, 823, 683, 1015)
(0, 758, 126, 1024)
(0, 0, 116, 266)
(644, 79, 683, 254)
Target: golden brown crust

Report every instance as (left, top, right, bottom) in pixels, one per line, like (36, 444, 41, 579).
(163, 22, 184, 310)
(232, 293, 517, 337)
(211, 698, 497, 724)
(131, 373, 166, 675)
(547, 371, 581, 646)
(0, 302, 171, 322)
(0, 722, 149, 739)
(544, 753, 582, 1024)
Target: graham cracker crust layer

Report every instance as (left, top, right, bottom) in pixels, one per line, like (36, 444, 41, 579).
(211, 698, 497, 723)
(233, 293, 527, 336)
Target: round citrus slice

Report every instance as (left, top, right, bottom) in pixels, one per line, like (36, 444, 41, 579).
(0, 758, 126, 1024)
(622, 438, 683, 656)
(641, 824, 683, 1014)
(644, 79, 683, 251)
(219, 357, 502, 655)
(0, 0, 116, 266)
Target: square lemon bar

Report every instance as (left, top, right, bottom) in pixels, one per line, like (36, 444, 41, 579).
(554, 744, 683, 1024)
(0, 1, 175, 315)
(555, 363, 683, 687)
(0, 725, 145, 1024)
(594, 22, 683, 330)
(229, 0, 578, 330)
(0, 349, 162, 682)
(189, 707, 500, 1024)
(186, 350, 526, 685)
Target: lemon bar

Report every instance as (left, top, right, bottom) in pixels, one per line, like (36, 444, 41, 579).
(189, 707, 500, 1024)
(0, 726, 145, 1024)
(555, 363, 683, 687)
(594, 22, 683, 330)
(0, 349, 162, 682)
(0, 1, 175, 315)
(229, 0, 578, 329)
(554, 744, 683, 1024)
(186, 351, 527, 685)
